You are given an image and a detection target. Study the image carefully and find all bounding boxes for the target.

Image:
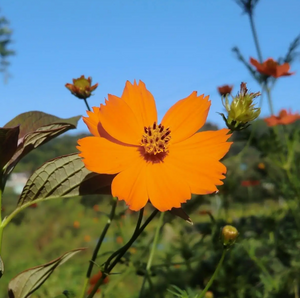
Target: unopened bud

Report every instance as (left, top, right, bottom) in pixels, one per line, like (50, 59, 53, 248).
(221, 225, 238, 249)
(205, 291, 214, 298)
(220, 82, 260, 131)
(65, 75, 98, 99)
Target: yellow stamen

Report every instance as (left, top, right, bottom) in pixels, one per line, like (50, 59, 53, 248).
(141, 122, 171, 155)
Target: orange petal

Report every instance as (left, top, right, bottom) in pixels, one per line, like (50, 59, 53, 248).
(112, 158, 149, 211)
(171, 129, 232, 160)
(277, 63, 292, 77)
(250, 57, 261, 68)
(77, 136, 141, 174)
(83, 107, 101, 137)
(161, 92, 211, 144)
(99, 94, 143, 145)
(166, 129, 232, 194)
(147, 161, 191, 212)
(121, 80, 157, 128)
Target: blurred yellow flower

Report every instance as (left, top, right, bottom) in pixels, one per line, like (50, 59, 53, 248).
(221, 82, 260, 131)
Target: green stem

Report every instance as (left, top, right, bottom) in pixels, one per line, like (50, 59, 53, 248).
(104, 208, 144, 272)
(86, 209, 159, 298)
(265, 85, 274, 115)
(83, 98, 91, 111)
(249, 13, 263, 63)
(197, 250, 227, 298)
(79, 198, 118, 298)
(139, 212, 165, 298)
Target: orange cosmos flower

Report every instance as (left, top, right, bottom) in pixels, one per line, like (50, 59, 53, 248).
(250, 57, 295, 78)
(73, 220, 80, 228)
(264, 109, 300, 127)
(87, 271, 109, 294)
(65, 75, 98, 99)
(241, 180, 260, 187)
(217, 85, 233, 96)
(77, 81, 232, 212)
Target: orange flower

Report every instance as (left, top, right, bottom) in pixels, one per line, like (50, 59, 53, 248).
(87, 271, 109, 294)
(250, 57, 295, 78)
(73, 220, 80, 228)
(217, 85, 233, 96)
(264, 109, 300, 127)
(84, 235, 91, 242)
(93, 204, 99, 212)
(241, 180, 260, 187)
(65, 75, 98, 99)
(77, 81, 232, 212)
(116, 236, 123, 244)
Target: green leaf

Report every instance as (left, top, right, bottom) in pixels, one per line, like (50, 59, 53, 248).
(18, 153, 114, 207)
(8, 248, 85, 298)
(3, 111, 81, 176)
(0, 126, 19, 170)
(4, 111, 80, 141)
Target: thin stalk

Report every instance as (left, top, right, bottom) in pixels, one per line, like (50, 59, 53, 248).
(265, 85, 274, 115)
(104, 208, 144, 272)
(86, 209, 159, 298)
(249, 13, 263, 63)
(197, 250, 227, 298)
(138, 212, 165, 298)
(79, 198, 118, 298)
(83, 98, 91, 111)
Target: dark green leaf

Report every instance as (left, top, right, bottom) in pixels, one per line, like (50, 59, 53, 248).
(4, 111, 80, 141)
(0, 126, 19, 170)
(3, 112, 81, 175)
(8, 248, 85, 298)
(18, 153, 113, 206)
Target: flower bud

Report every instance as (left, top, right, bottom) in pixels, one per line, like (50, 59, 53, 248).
(65, 75, 98, 99)
(220, 82, 260, 131)
(221, 225, 238, 249)
(205, 291, 214, 298)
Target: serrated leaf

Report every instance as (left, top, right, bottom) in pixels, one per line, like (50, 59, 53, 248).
(3, 112, 81, 176)
(8, 248, 85, 298)
(0, 126, 19, 170)
(18, 153, 114, 206)
(4, 111, 80, 142)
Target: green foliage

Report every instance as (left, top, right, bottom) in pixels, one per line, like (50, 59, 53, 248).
(0, 14, 14, 77)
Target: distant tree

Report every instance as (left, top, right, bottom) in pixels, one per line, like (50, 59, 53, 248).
(0, 11, 15, 80)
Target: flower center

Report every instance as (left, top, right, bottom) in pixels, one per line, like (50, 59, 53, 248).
(141, 122, 171, 155)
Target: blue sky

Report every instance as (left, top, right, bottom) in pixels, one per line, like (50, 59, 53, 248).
(1, 0, 299, 133)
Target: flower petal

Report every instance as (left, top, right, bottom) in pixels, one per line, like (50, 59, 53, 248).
(250, 57, 262, 71)
(166, 129, 232, 194)
(77, 136, 141, 174)
(161, 92, 211, 144)
(99, 94, 143, 145)
(121, 80, 158, 128)
(147, 161, 191, 212)
(112, 158, 149, 211)
(83, 107, 101, 137)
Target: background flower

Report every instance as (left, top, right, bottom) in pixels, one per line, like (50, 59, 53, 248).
(250, 57, 295, 78)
